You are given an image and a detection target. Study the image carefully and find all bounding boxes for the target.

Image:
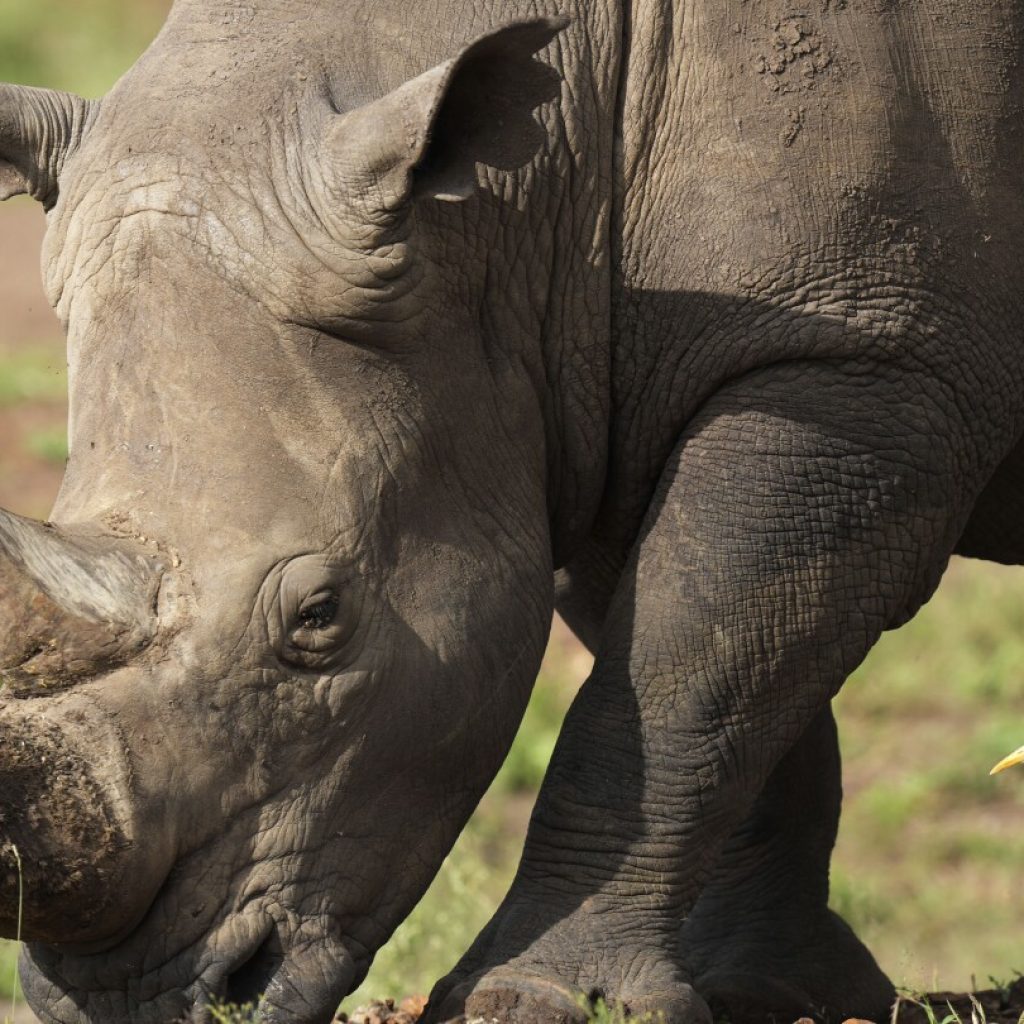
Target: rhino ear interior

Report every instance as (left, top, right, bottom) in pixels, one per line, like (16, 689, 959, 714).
(0, 85, 96, 207)
(335, 17, 567, 211)
(412, 17, 567, 202)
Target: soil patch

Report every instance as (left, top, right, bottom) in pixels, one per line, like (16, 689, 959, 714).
(336, 980, 1024, 1024)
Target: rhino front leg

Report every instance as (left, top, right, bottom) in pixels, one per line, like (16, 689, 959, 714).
(424, 361, 986, 1024)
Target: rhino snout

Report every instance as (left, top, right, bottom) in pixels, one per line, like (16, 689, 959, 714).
(0, 699, 159, 948)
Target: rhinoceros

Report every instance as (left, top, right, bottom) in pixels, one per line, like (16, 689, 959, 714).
(2, 1, 1022, 1022)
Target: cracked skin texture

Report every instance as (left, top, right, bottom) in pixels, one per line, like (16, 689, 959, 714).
(1, 1, 1024, 1023)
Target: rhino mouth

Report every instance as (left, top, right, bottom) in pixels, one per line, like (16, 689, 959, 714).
(23, 899, 286, 1023)
(19, 847, 363, 1024)
(220, 922, 286, 1010)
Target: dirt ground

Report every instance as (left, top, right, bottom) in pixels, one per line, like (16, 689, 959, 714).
(3, 1005, 36, 1024)
(7, 988, 1024, 1024)
(338, 982, 1024, 1024)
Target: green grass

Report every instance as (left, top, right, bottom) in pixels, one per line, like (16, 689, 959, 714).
(25, 428, 67, 466)
(581, 998, 665, 1024)
(894, 993, 973, 1024)
(0, 0, 168, 97)
(0, 350, 65, 408)
(207, 1001, 261, 1024)
(0, 942, 16, 1002)
(833, 560, 1024, 994)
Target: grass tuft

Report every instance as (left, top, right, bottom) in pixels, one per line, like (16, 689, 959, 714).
(1, 844, 23, 1024)
(893, 992, 966, 1024)
(208, 999, 261, 1024)
(579, 995, 666, 1023)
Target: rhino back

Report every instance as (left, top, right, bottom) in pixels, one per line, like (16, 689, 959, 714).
(597, 0, 1024, 544)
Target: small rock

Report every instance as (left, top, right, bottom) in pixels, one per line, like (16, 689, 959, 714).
(338, 996, 427, 1024)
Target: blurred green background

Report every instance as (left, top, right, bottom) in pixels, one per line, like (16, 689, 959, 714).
(1, 4, 1023, 1020)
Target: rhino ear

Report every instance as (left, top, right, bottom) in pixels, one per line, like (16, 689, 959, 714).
(0, 85, 97, 208)
(329, 16, 567, 213)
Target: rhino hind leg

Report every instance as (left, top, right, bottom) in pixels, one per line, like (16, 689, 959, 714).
(955, 432, 1024, 565)
(680, 708, 895, 1024)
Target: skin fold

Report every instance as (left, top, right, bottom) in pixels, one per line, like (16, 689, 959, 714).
(0, 2, 1022, 1022)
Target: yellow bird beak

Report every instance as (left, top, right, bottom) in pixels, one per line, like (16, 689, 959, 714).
(990, 745, 1024, 775)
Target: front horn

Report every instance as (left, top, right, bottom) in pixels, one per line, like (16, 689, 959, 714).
(0, 509, 162, 695)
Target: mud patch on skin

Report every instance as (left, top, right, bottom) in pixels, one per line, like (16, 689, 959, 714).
(0, 712, 128, 944)
(753, 16, 835, 95)
(781, 107, 805, 147)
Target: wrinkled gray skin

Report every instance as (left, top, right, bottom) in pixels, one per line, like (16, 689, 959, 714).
(1, 1, 1022, 1022)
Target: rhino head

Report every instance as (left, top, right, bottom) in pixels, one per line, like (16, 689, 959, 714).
(0, 9, 571, 1022)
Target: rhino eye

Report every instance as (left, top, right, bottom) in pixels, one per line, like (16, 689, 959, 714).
(273, 557, 360, 667)
(298, 593, 339, 631)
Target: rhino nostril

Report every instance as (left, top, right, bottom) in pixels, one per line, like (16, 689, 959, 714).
(225, 924, 283, 1010)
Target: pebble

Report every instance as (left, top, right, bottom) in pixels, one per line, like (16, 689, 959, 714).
(337, 996, 428, 1024)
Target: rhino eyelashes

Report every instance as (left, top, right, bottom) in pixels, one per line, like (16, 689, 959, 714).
(267, 555, 365, 668)
(297, 592, 340, 631)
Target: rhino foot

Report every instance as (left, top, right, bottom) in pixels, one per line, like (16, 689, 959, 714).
(683, 909, 895, 1024)
(421, 896, 712, 1024)
(425, 969, 707, 1024)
